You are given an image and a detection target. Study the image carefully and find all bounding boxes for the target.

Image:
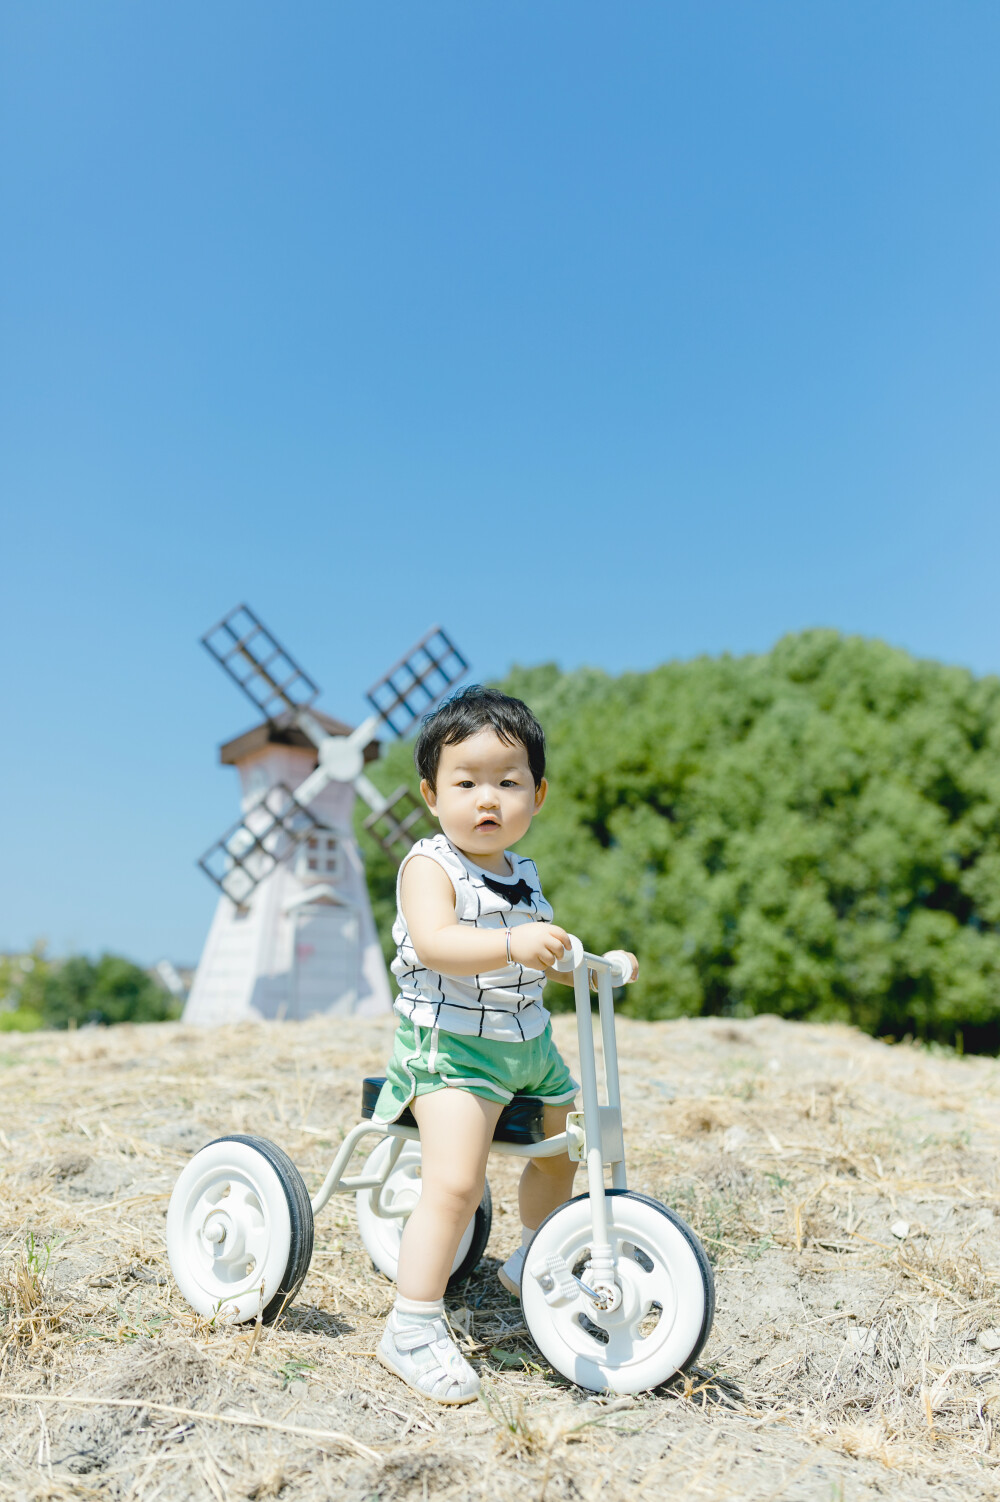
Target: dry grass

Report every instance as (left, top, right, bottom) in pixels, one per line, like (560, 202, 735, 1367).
(2, 1010, 1000, 1499)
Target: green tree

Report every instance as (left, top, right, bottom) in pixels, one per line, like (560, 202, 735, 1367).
(356, 632, 1000, 1051)
(0, 947, 181, 1030)
(0, 946, 48, 1031)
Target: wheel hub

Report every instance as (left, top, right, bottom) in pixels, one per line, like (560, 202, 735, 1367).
(587, 1278, 624, 1314)
(382, 1184, 420, 1216)
(202, 1209, 246, 1265)
(189, 1179, 269, 1286)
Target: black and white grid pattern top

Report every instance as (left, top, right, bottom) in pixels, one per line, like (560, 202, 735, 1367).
(390, 833, 554, 1041)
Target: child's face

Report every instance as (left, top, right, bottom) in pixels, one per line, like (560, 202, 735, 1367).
(420, 727, 547, 862)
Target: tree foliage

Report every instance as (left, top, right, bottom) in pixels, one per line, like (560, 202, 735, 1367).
(357, 631, 1000, 1050)
(0, 947, 180, 1031)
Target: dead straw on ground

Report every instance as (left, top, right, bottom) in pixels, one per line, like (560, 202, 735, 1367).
(2, 1010, 1000, 1500)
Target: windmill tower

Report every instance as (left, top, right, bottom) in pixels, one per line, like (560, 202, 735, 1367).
(184, 606, 468, 1025)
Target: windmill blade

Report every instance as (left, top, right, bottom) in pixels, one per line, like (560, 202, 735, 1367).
(358, 780, 434, 862)
(289, 741, 434, 867)
(292, 624, 470, 824)
(365, 626, 469, 737)
(354, 624, 469, 862)
(202, 604, 320, 721)
(197, 784, 320, 906)
(204, 623, 468, 876)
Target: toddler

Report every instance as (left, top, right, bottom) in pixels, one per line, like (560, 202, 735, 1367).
(372, 686, 637, 1403)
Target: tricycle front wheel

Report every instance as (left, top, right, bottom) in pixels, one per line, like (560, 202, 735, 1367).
(521, 1190, 714, 1393)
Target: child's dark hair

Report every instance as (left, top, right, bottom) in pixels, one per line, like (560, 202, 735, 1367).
(415, 686, 546, 791)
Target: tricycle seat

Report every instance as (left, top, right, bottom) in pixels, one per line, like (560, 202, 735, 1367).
(360, 1076, 546, 1144)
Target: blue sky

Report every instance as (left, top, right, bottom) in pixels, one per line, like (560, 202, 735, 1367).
(2, 1, 998, 964)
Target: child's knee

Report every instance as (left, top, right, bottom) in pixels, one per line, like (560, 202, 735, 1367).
(423, 1166, 484, 1215)
(527, 1152, 575, 1181)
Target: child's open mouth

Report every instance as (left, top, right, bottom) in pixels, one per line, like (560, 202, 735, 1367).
(476, 818, 500, 830)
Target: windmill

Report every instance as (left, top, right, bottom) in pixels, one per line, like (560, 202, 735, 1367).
(183, 605, 469, 1025)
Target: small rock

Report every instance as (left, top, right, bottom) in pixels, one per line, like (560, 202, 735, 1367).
(126, 1263, 166, 1285)
(722, 1126, 749, 1155)
(891, 1220, 909, 1239)
(51, 1154, 92, 1183)
(977, 1329, 1000, 1351)
(288, 1379, 309, 1398)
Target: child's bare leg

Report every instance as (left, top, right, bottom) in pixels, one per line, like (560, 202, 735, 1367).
(396, 1088, 503, 1300)
(379, 1089, 503, 1403)
(518, 1103, 578, 1228)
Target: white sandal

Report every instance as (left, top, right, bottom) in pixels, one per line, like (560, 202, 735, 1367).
(378, 1311, 480, 1405)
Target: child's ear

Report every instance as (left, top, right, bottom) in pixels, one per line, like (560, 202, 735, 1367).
(533, 777, 548, 813)
(419, 778, 438, 816)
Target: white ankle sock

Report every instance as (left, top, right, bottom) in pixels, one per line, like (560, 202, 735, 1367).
(521, 1226, 534, 1248)
(394, 1295, 445, 1321)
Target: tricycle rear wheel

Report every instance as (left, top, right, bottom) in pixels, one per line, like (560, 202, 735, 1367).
(167, 1134, 314, 1325)
(355, 1137, 492, 1288)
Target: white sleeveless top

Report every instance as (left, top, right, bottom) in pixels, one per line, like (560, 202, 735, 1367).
(390, 833, 554, 1041)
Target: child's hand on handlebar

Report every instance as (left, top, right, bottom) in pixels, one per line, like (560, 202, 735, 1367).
(510, 923, 573, 971)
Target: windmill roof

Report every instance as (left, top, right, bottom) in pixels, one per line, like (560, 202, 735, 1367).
(219, 710, 381, 766)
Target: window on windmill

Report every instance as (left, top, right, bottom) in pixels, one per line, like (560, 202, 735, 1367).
(298, 831, 339, 882)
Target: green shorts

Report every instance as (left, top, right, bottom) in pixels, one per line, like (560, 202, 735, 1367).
(373, 1016, 578, 1124)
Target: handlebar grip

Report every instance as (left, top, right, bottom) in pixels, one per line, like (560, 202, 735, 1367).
(552, 934, 585, 973)
(604, 949, 636, 985)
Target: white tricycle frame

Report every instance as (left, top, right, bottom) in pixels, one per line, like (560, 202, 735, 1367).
(167, 937, 714, 1394)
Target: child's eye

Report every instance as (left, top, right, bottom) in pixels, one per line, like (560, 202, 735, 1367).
(457, 780, 475, 788)
(500, 779, 518, 787)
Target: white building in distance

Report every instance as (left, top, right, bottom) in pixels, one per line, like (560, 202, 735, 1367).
(184, 710, 392, 1024)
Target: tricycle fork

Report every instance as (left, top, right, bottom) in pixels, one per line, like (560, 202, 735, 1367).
(562, 941, 630, 1292)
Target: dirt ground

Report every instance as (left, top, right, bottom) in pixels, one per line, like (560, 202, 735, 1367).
(2, 1008, 1000, 1502)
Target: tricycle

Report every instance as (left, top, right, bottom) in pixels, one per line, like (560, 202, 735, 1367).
(166, 937, 714, 1394)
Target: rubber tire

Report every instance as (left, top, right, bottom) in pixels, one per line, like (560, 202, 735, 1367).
(168, 1134, 314, 1325)
(521, 1189, 714, 1394)
(216, 1136, 314, 1323)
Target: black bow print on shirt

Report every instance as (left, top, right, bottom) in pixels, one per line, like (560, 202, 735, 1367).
(480, 873, 535, 908)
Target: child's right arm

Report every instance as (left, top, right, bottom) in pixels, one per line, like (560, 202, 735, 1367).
(401, 856, 572, 977)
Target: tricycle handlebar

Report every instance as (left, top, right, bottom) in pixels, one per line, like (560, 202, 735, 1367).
(553, 937, 635, 987)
